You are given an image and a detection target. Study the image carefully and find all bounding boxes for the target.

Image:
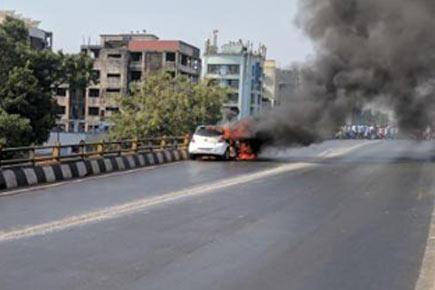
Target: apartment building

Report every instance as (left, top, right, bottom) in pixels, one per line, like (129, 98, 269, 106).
(264, 60, 302, 107)
(277, 66, 302, 105)
(202, 32, 266, 122)
(263, 60, 279, 108)
(0, 10, 53, 50)
(56, 33, 201, 132)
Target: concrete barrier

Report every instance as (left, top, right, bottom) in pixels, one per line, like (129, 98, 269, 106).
(0, 149, 188, 191)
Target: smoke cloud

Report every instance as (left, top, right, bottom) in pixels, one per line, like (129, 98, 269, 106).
(256, 0, 435, 146)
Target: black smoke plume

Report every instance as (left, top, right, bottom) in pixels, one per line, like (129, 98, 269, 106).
(256, 0, 435, 146)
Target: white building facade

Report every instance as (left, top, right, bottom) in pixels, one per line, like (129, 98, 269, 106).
(203, 33, 266, 121)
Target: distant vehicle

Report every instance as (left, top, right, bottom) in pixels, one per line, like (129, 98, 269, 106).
(188, 126, 231, 160)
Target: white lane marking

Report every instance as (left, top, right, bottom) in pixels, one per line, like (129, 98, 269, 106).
(415, 211, 435, 290)
(0, 163, 315, 243)
(0, 141, 375, 243)
(320, 141, 379, 158)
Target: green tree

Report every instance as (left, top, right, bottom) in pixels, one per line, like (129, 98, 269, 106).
(0, 16, 94, 147)
(110, 72, 227, 139)
(0, 109, 32, 147)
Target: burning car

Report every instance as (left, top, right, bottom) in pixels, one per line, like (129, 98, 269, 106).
(188, 118, 263, 161)
(188, 126, 231, 160)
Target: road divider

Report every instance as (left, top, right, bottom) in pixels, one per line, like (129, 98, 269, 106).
(0, 149, 188, 191)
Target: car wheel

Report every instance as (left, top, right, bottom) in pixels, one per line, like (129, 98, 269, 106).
(223, 148, 231, 161)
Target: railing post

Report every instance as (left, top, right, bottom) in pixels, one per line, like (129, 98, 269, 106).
(97, 141, 105, 157)
(52, 142, 61, 163)
(118, 141, 122, 156)
(30, 146, 36, 166)
(79, 140, 86, 160)
(131, 138, 138, 153)
(0, 144, 3, 167)
(160, 136, 167, 150)
(183, 134, 190, 149)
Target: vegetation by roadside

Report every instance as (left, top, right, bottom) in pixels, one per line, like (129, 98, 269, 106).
(0, 16, 94, 147)
(110, 72, 228, 139)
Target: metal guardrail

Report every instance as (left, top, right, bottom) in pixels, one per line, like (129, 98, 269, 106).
(0, 136, 190, 168)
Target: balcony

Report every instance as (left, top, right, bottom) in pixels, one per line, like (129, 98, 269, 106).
(178, 64, 200, 75)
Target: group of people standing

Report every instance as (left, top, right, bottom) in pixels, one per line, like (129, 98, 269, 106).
(336, 125, 399, 140)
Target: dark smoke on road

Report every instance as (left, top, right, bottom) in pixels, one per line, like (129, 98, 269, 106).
(256, 0, 435, 147)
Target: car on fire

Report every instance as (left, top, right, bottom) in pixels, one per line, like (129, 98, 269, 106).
(188, 126, 231, 160)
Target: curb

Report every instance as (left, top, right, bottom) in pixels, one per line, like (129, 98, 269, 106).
(0, 149, 188, 191)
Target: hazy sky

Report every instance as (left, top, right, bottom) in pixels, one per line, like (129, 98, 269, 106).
(1, 0, 313, 67)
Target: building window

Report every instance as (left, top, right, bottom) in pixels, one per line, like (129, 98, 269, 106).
(89, 89, 100, 98)
(106, 88, 121, 93)
(106, 107, 119, 112)
(108, 54, 122, 59)
(106, 107, 120, 114)
(91, 49, 100, 59)
(107, 73, 121, 79)
(88, 125, 100, 132)
(180, 54, 189, 66)
(166, 52, 176, 62)
(130, 71, 142, 82)
(131, 52, 142, 62)
(180, 54, 187, 65)
(208, 64, 220, 74)
(56, 88, 67, 97)
(92, 70, 100, 83)
(88, 107, 100, 116)
(227, 79, 239, 89)
(78, 123, 86, 133)
(228, 65, 240, 75)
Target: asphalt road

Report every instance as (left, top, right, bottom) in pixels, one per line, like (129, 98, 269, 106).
(0, 140, 434, 290)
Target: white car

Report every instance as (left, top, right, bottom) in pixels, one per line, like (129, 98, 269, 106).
(188, 126, 230, 160)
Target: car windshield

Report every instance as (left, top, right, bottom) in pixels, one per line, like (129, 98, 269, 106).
(195, 127, 222, 137)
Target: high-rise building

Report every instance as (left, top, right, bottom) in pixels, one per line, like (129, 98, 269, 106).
(202, 31, 266, 122)
(56, 32, 201, 133)
(0, 10, 53, 50)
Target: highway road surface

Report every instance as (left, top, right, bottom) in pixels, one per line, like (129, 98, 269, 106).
(0, 140, 434, 290)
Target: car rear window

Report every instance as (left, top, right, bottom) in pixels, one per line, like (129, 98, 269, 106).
(195, 128, 222, 137)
